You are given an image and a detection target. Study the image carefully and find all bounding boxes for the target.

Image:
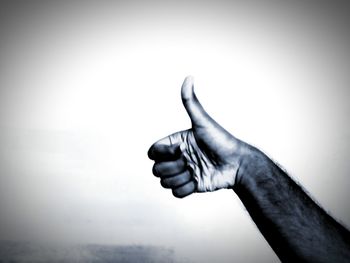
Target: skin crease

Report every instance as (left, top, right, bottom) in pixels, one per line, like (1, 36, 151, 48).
(148, 76, 350, 262)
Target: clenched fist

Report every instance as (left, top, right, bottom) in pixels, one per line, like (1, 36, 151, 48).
(148, 76, 252, 198)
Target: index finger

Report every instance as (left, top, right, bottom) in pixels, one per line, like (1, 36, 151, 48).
(148, 141, 183, 161)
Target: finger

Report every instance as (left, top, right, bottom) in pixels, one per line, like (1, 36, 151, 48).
(148, 142, 182, 161)
(152, 157, 186, 177)
(172, 180, 196, 198)
(181, 76, 213, 128)
(160, 170, 192, 188)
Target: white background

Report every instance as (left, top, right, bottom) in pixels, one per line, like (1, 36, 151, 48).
(0, 1, 349, 262)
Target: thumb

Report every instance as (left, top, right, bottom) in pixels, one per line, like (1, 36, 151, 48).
(181, 76, 212, 127)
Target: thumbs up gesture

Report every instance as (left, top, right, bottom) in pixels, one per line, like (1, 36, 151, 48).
(148, 76, 252, 198)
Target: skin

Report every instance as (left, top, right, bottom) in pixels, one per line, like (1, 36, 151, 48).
(148, 76, 350, 262)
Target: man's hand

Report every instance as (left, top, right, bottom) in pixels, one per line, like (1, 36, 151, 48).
(147, 76, 350, 262)
(148, 76, 251, 197)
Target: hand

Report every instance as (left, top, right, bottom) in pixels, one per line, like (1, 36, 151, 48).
(148, 76, 252, 198)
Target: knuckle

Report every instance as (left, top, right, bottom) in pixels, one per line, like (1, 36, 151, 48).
(160, 178, 170, 188)
(172, 189, 185, 199)
(147, 146, 154, 160)
(152, 164, 159, 176)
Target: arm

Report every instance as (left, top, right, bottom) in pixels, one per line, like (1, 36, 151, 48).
(148, 76, 350, 262)
(235, 149, 350, 262)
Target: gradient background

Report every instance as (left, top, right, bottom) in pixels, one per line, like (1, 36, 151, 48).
(0, 0, 350, 262)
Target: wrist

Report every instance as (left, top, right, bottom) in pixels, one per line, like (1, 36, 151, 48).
(234, 146, 270, 189)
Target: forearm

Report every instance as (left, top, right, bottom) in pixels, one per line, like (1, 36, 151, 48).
(234, 148, 350, 262)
